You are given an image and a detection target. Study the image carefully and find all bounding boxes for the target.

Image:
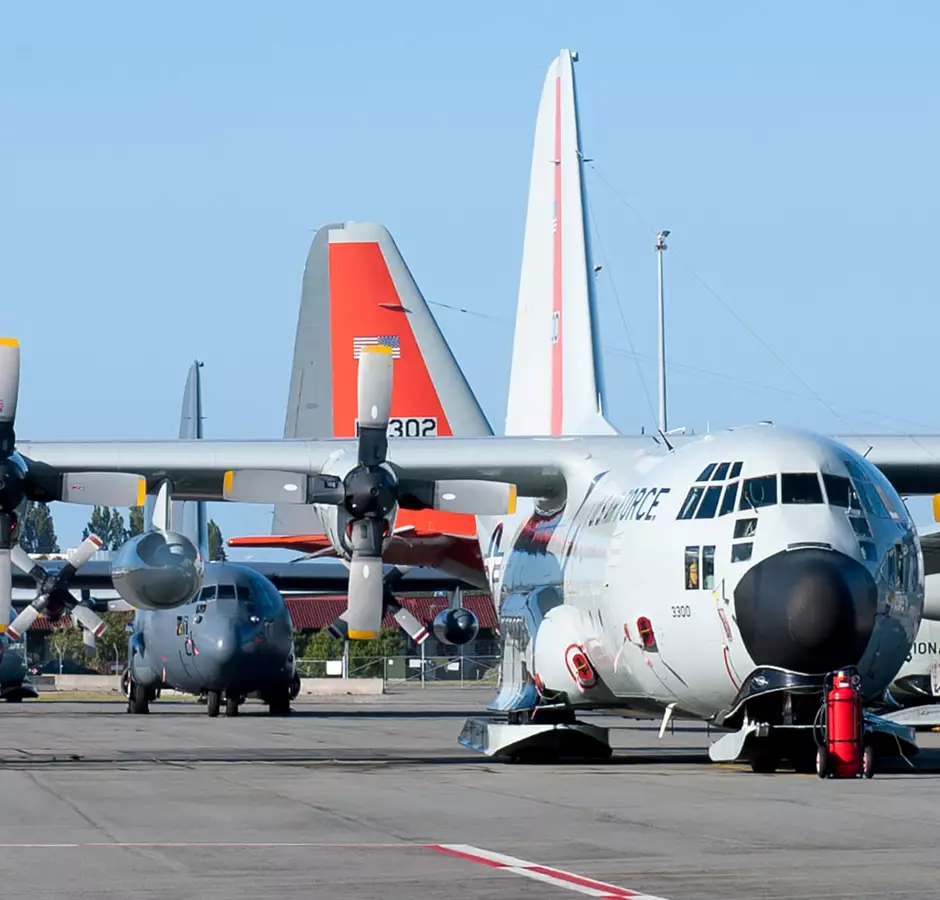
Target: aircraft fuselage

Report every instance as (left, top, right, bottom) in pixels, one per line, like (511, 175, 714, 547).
(484, 424, 922, 723)
(128, 562, 297, 704)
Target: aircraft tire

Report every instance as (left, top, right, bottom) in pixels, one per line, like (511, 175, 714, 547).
(6, 695, 23, 703)
(749, 740, 779, 774)
(268, 690, 291, 716)
(225, 695, 239, 717)
(206, 690, 221, 718)
(862, 744, 876, 779)
(127, 682, 150, 715)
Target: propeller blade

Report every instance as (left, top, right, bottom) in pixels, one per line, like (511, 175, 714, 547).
(392, 605, 429, 645)
(106, 599, 134, 613)
(82, 627, 97, 656)
(57, 473, 146, 507)
(7, 603, 40, 641)
(399, 479, 518, 515)
(10, 544, 43, 581)
(0, 338, 20, 430)
(0, 549, 11, 636)
(349, 517, 385, 557)
(345, 556, 384, 639)
(356, 346, 393, 467)
(72, 604, 106, 639)
(326, 614, 348, 641)
(65, 534, 104, 572)
(222, 470, 308, 504)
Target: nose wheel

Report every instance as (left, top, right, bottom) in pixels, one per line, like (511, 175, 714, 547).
(206, 690, 221, 717)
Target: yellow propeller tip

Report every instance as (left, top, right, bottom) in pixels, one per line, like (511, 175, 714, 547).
(0, 338, 19, 347)
(348, 630, 378, 640)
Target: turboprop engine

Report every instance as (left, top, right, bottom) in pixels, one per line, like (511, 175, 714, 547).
(432, 607, 480, 646)
(111, 530, 204, 610)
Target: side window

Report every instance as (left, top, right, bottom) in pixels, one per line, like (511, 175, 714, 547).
(685, 546, 700, 589)
(740, 475, 777, 510)
(677, 487, 704, 520)
(694, 486, 722, 519)
(731, 543, 753, 562)
(176, 616, 187, 636)
(734, 518, 757, 538)
(719, 482, 739, 516)
(702, 546, 715, 590)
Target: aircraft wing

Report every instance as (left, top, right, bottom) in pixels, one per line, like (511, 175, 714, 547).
(17, 432, 940, 500)
(836, 435, 940, 496)
(15, 435, 601, 500)
(10, 558, 467, 594)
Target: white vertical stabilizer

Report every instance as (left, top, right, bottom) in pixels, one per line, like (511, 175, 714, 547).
(505, 49, 614, 437)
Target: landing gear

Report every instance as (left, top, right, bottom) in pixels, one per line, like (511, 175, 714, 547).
(127, 681, 151, 715)
(267, 685, 292, 716)
(749, 738, 779, 774)
(225, 694, 240, 717)
(206, 690, 221, 718)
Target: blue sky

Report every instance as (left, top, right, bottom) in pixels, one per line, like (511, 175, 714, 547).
(4, 2, 939, 546)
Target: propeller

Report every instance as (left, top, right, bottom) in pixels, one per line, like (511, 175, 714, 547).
(8, 535, 106, 641)
(0, 337, 147, 633)
(222, 345, 516, 640)
(326, 570, 429, 645)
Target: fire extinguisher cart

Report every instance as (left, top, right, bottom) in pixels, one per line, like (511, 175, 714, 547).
(815, 668, 875, 779)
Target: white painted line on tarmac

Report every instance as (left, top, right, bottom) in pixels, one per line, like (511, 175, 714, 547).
(426, 843, 670, 899)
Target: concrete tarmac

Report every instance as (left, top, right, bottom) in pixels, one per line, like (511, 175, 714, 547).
(2, 686, 940, 899)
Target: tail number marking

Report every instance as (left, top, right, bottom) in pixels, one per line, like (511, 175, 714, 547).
(355, 417, 438, 437)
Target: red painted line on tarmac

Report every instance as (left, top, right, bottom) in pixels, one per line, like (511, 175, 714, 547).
(425, 843, 670, 899)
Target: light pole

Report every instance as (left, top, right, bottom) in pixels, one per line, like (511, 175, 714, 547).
(655, 230, 670, 435)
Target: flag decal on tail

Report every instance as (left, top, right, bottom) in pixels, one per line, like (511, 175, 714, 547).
(353, 335, 401, 358)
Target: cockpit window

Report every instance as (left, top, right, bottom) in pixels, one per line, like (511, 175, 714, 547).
(730, 461, 743, 478)
(713, 462, 730, 481)
(719, 482, 739, 516)
(199, 585, 216, 602)
(740, 475, 777, 510)
(781, 473, 823, 505)
(696, 463, 717, 482)
(822, 474, 850, 507)
(236, 583, 251, 604)
(677, 487, 704, 520)
(695, 485, 723, 519)
(216, 584, 237, 600)
(855, 480, 889, 519)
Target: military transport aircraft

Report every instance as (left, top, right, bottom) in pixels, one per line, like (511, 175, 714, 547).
(4, 50, 940, 772)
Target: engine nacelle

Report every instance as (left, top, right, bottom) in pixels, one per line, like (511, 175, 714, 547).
(432, 608, 479, 646)
(924, 573, 940, 622)
(111, 530, 204, 611)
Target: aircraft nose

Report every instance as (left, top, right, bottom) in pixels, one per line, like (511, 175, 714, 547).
(734, 548, 878, 673)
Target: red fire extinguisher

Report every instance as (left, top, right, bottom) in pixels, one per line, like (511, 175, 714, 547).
(817, 669, 874, 779)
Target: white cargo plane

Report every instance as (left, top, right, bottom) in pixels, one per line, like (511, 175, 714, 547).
(4, 50, 940, 772)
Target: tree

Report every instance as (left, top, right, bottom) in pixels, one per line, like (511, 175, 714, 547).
(208, 519, 226, 561)
(299, 627, 404, 677)
(48, 621, 85, 668)
(128, 506, 145, 538)
(82, 506, 128, 550)
(18, 501, 60, 555)
(92, 611, 132, 671)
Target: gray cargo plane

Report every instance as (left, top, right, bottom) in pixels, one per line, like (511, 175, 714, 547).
(123, 361, 299, 716)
